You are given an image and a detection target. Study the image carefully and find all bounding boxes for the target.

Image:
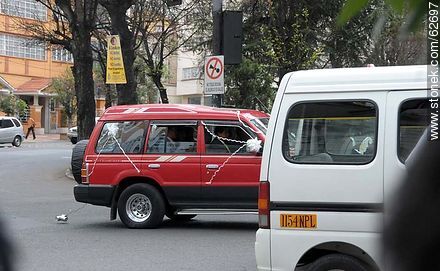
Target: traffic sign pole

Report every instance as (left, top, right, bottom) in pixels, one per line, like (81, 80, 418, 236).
(212, 0, 222, 107)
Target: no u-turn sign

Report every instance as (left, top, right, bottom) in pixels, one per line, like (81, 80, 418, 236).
(204, 55, 224, 95)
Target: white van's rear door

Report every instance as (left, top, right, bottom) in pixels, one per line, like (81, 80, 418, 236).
(384, 90, 427, 207)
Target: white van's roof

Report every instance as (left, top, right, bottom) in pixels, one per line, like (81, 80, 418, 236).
(284, 65, 428, 93)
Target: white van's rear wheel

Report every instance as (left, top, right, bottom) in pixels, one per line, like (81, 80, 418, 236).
(118, 183, 165, 228)
(306, 254, 369, 271)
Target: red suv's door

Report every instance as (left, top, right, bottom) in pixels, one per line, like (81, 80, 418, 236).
(142, 120, 201, 207)
(200, 120, 262, 209)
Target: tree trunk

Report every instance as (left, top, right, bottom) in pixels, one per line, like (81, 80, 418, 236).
(72, 30, 96, 140)
(152, 75, 169, 104)
(104, 4, 138, 105)
(105, 84, 113, 108)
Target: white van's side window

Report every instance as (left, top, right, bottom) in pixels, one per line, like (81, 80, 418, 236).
(283, 101, 377, 164)
(399, 99, 428, 162)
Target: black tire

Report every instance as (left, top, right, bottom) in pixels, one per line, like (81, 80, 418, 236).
(118, 183, 165, 229)
(70, 137, 78, 144)
(71, 140, 89, 184)
(12, 136, 22, 147)
(166, 213, 197, 221)
(307, 254, 369, 271)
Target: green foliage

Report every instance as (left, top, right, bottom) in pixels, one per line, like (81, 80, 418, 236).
(134, 58, 159, 104)
(50, 69, 77, 127)
(225, 58, 275, 112)
(338, 0, 433, 32)
(367, 9, 427, 65)
(0, 95, 27, 116)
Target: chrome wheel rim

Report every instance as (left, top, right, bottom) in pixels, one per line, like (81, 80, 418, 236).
(14, 137, 21, 146)
(126, 193, 152, 223)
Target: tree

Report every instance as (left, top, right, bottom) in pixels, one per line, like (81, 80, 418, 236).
(137, 0, 208, 103)
(367, 8, 427, 65)
(338, 0, 434, 33)
(50, 70, 77, 128)
(224, 59, 275, 111)
(98, 0, 139, 105)
(266, 1, 319, 80)
(17, 0, 99, 140)
(0, 95, 27, 117)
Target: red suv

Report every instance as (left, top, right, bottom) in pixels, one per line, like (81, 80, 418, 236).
(74, 104, 268, 228)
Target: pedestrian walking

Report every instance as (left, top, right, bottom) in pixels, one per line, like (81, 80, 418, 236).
(25, 117, 36, 140)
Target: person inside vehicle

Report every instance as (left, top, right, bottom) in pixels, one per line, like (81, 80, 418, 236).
(210, 126, 231, 153)
(165, 126, 180, 153)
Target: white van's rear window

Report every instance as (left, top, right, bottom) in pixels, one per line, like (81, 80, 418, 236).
(283, 101, 377, 164)
(399, 99, 429, 162)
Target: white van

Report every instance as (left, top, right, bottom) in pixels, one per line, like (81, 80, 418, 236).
(255, 65, 430, 271)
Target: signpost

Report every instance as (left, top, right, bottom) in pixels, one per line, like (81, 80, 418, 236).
(204, 55, 224, 95)
(106, 35, 127, 84)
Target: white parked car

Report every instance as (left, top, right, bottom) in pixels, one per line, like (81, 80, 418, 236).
(0, 116, 25, 147)
(67, 126, 78, 144)
(255, 65, 429, 271)
(68, 117, 101, 144)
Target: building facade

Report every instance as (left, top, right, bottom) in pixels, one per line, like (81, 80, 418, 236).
(168, 50, 211, 106)
(0, 0, 72, 134)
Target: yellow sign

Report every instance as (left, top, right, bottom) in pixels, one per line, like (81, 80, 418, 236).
(280, 214, 317, 229)
(106, 35, 127, 84)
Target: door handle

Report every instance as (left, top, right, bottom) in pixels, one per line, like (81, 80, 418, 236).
(206, 164, 219, 170)
(148, 164, 160, 169)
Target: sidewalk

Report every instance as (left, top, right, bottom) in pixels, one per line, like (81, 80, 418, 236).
(23, 133, 68, 143)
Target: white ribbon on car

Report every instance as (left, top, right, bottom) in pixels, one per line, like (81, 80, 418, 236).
(87, 123, 140, 178)
(202, 119, 262, 184)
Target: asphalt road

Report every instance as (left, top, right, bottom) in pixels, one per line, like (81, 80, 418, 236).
(0, 141, 259, 271)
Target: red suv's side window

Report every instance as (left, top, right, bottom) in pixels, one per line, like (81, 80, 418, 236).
(146, 122, 198, 154)
(95, 121, 147, 154)
(203, 122, 255, 155)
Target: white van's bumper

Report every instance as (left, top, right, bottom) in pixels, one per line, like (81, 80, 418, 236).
(255, 229, 272, 271)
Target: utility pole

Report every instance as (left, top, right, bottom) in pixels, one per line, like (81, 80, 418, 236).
(212, 0, 222, 107)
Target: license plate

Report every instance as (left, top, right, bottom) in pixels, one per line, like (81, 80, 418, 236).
(280, 214, 317, 229)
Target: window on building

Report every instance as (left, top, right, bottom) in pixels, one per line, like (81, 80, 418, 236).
(52, 46, 73, 62)
(0, 0, 47, 21)
(283, 101, 377, 164)
(147, 122, 198, 154)
(399, 99, 429, 162)
(188, 96, 201, 105)
(50, 98, 55, 112)
(95, 121, 147, 154)
(0, 34, 46, 60)
(182, 67, 200, 80)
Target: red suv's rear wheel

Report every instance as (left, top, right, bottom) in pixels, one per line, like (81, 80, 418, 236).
(118, 183, 165, 228)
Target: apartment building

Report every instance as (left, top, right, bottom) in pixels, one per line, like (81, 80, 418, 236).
(0, 1, 209, 134)
(0, 0, 72, 134)
(168, 50, 211, 105)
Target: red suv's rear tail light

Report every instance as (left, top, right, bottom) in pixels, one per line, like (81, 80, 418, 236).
(258, 181, 270, 229)
(81, 162, 89, 184)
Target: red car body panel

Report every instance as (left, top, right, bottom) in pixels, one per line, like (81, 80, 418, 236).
(79, 104, 268, 210)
